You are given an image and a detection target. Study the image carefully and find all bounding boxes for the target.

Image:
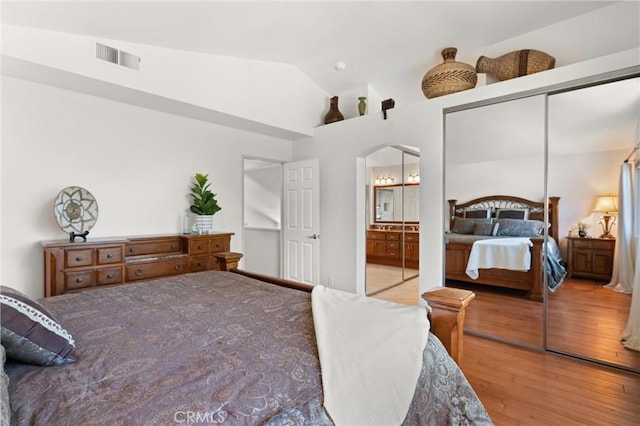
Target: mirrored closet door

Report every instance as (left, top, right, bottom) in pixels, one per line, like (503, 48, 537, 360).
(444, 95, 546, 348)
(365, 146, 420, 296)
(546, 76, 640, 372)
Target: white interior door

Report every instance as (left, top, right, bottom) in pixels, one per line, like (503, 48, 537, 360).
(283, 159, 320, 285)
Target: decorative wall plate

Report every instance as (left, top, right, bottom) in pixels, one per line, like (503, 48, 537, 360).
(53, 186, 98, 241)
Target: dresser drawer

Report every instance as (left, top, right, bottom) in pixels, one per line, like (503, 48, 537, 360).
(126, 238, 182, 256)
(590, 240, 614, 250)
(126, 257, 189, 281)
(386, 233, 400, 241)
(386, 249, 400, 258)
(65, 249, 94, 268)
(189, 255, 210, 272)
(189, 239, 210, 255)
(97, 246, 123, 264)
(97, 267, 123, 285)
(405, 233, 419, 242)
(209, 237, 229, 253)
(64, 270, 94, 291)
(572, 239, 593, 249)
(367, 231, 386, 240)
(387, 241, 400, 250)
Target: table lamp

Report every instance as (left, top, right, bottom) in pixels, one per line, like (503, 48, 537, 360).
(592, 195, 618, 238)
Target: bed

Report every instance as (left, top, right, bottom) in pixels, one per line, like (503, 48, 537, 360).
(1, 269, 491, 425)
(446, 195, 566, 301)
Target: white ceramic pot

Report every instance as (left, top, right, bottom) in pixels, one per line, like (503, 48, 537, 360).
(193, 215, 214, 234)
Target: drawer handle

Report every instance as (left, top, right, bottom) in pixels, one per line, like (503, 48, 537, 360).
(76, 277, 84, 283)
(135, 269, 143, 277)
(175, 265, 182, 271)
(171, 244, 176, 249)
(106, 274, 114, 279)
(129, 248, 136, 253)
(107, 254, 114, 259)
(215, 244, 220, 249)
(75, 256, 84, 261)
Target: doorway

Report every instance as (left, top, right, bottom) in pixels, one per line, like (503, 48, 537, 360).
(243, 158, 283, 277)
(365, 146, 420, 296)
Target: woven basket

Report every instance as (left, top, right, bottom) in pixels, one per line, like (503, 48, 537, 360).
(476, 49, 555, 81)
(421, 48, 477, 99)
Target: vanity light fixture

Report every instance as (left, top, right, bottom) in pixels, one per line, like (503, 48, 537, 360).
(375, 176, 395, 185)
(592, 195, 618, 238)
(408, 173, 420, 183)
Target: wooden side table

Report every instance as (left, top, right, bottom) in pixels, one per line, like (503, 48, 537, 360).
(566, 237, 615, 281)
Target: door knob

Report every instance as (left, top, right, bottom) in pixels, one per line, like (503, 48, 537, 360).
(308, 234, 320, 239)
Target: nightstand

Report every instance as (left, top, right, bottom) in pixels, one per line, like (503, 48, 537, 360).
(566, 237, 615, 281)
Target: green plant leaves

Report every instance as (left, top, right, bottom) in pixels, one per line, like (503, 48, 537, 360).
(190, 173, 222, 215)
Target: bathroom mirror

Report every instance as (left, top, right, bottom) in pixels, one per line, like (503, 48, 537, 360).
(444, 95, 546, 348)
(374, 184, 419, 222)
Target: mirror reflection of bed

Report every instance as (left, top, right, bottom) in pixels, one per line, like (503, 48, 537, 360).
(444, 76, 640, 373)
(365, 146, 420, 298)
(445, 95, 546, 347)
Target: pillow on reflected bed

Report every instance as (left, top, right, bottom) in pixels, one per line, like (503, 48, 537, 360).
(0, 285, 76, 366)
(495, 218, 545, 237)
(451, 217, 492, 234)
(473, 222, 499, 236)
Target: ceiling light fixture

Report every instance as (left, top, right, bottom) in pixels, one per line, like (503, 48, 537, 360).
(334, 62, 346, 71)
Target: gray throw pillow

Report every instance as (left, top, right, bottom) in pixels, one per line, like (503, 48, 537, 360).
(473, 222, 499, 236)
(1, 285, 76, 366)
(0, 345, 9, 426)
(452, 217, 492, 234)
(495, 218, 545, 237)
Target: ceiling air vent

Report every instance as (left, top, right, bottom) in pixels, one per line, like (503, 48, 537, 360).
(96, 43, 140, 71)
(96, 43, 118, 64)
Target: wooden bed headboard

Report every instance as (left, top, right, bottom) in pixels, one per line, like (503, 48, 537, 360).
(447, 195, 560, 241)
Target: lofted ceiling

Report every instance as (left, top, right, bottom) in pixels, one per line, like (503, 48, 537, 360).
(1, 1, 621, 106)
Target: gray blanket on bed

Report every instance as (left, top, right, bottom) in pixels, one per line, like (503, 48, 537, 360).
(6, 271, 491, 425)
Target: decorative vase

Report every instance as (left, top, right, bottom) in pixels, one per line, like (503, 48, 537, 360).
(476, 49, 555, 81)
(323, 96, 344, 124)
(578, 230, 587, 238)
(421, 47, 477, 99)
(358, 97, 367, 116)
(194, 215, 214, 234)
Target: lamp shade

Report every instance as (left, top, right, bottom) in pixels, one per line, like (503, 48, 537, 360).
(592, 195, 618, 213)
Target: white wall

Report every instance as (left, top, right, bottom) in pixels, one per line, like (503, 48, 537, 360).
(549, 148, 625, 253)
(2, 25, 327, 138)
(1, 76, 292, 298)
(244, 165, 282, 229)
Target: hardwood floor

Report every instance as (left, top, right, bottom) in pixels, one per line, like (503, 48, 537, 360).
(373, 280, 640, 425)
(447, 277, 640, 371)
(463, 334, 639, 425)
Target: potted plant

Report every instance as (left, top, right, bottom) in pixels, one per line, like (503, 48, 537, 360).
(189, 173, 221, 233)
(577, 222, 590, 238)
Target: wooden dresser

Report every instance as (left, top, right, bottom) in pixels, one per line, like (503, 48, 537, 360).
(566, 236, 615, 281)
(42, 233, 239, 297)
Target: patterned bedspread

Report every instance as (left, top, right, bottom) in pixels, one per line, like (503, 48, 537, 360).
(5, 271, 491, 425)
